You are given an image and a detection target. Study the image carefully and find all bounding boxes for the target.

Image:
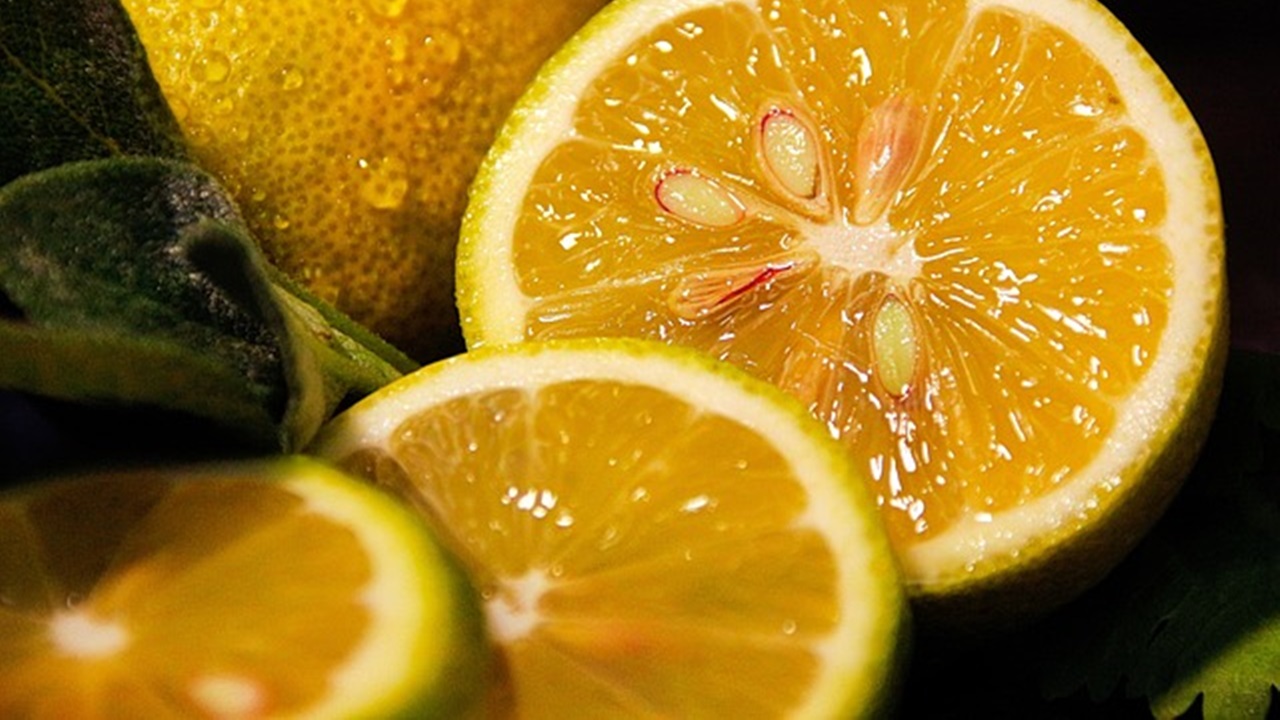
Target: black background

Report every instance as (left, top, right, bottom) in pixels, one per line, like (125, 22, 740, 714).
(1105, 0, 1279, 356)
(2, 0, 1278, 715)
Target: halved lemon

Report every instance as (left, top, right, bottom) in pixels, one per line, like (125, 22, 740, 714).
(310, 339, 907, 717)
(0, 457, 485, 718)
(457, 0, 1227, 623)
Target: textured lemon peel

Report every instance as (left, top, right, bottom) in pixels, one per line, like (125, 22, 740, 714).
(124, 0, 608, 357)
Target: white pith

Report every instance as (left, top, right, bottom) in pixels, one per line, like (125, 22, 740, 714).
(462, 0, 1221, 599)
(804, 213, 922, 281)
(188, 674, 267, 718)
(310, 341, 901, 717)
(50, 610, 129, 659)
(284, 467, 455, 720)
(485, 568, 555, 643)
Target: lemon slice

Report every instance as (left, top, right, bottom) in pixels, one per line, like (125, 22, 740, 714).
(0, 457, 485, 718)
(310, 339, 906, 718)
(457, 0, 1226, 623)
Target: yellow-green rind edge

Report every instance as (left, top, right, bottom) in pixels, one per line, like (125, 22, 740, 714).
(275, 457, 491, 719)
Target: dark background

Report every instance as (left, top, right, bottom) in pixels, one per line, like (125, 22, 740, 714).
(2, 0, 1277, 715)
(1105, 0, 1279, 356)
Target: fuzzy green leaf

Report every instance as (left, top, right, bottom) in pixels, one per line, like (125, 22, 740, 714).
(0, 0, 187, 184)
(0, 324, 282, 446)
(0, 158, 408, 451)
(0, 0, 413, 455)
(1039, 351, 1280, 719)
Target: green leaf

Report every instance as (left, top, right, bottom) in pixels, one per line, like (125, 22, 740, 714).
(0, 0, 186, 185)
(0, 324, 281, 446)
(1039, 350, 1280, 719)
(269, 267, 420, 379)
(0, 157, 408, 452)
(0, 0, 413, 457)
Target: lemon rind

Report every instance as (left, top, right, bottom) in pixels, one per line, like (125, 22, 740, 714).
(280, 459, 484, 719)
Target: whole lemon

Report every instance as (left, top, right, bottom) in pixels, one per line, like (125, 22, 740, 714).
(123, 0, 608, 360)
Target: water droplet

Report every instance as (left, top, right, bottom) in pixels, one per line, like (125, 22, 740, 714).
(423, 29, 462, 67)
(388, 29, 464, 97)
(272, 214, 291, 230)
(193, 51, 232, 84)
(168, 96, 190, 122)
(185, 122, 213, 147)
(191, 0, 223, 8)
(386, 32, 410, 63)
(386, 66, 410, 91)
(358, 156, 410, 210)
(413, 108, 446, 132)
(211, 95, 236, 116)
(277, 65, 305, 91)
(365, 0, 408, 18)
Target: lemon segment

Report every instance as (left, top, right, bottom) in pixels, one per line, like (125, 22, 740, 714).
(311, 339, 907, 718)
(457, 0, 1226, 622)
(0, 457, 486, 719)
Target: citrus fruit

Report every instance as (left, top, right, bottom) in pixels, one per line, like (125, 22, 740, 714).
(122, 0, 609, 360)
(0, 457, 486, 718)
(310, 339, 907, 717)
(457, 0, 1227, 625)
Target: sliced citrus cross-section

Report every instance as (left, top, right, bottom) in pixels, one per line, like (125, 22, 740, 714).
(0, 457, 485, 719)
(310, 339, 907, 718)
(457, 0, 1227, 624)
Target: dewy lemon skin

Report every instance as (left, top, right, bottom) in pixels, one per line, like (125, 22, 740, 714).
(123, 0, 609, 360)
